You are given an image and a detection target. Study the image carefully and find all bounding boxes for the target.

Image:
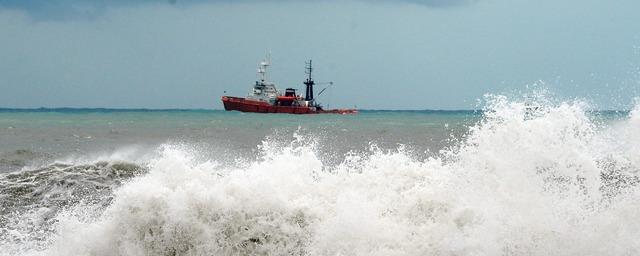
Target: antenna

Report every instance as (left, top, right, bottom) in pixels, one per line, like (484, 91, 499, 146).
(305, 59, 312, 80)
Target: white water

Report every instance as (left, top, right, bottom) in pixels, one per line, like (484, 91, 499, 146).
(10, 96, 640, 255)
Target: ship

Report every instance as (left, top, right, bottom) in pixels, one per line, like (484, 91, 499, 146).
(221, 55, 357, 114)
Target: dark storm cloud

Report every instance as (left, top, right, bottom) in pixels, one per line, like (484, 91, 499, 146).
(400, 0, 474, 7)
(0, 0, 474, 19)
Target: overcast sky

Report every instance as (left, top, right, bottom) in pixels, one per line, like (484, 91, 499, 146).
(0, 0, 639, 109)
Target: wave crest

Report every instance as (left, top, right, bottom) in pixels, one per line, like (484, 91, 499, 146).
(8, 96, 640, 255)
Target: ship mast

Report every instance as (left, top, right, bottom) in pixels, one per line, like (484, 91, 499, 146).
(304, 60, 315, 102)
(257, 53, 271, 83)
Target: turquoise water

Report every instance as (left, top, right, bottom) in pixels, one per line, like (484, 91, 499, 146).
(2, 103, 639, 255)
(0, 109, 479, 172)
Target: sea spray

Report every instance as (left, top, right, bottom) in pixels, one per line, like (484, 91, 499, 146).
(0, 161, 145, 254)
(4, 96, 640, 255)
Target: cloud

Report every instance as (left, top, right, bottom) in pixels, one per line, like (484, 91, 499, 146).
(399, 0, 475, 7)
(0, 1, 157, 20)
(0, 0, 475, 20)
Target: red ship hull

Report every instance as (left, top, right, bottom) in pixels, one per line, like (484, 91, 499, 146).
(221, 96, 357, 114)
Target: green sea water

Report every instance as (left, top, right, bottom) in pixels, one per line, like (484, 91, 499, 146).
(0, 109, 479, 173)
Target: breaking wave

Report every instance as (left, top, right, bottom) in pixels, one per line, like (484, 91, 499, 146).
(0, 161, 145, 253)
(3, 95, 640, 255)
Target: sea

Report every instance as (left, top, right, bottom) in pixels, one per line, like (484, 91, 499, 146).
(1, 95, 639, 255)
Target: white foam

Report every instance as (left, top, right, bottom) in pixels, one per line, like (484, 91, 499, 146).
(11, 95, 640, 255)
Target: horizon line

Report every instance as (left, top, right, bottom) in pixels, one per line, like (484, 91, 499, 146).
(0, 107, 480, 112)
(0, 107, 632, 113)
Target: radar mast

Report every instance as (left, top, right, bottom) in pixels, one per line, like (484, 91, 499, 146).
(257, 53, 271, 83)
(304, 60, 315, 102)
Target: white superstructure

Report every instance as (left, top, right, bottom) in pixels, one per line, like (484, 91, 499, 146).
(247, 54, 279, 104)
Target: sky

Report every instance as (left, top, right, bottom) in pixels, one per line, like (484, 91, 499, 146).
(0, 0, 639, 110)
